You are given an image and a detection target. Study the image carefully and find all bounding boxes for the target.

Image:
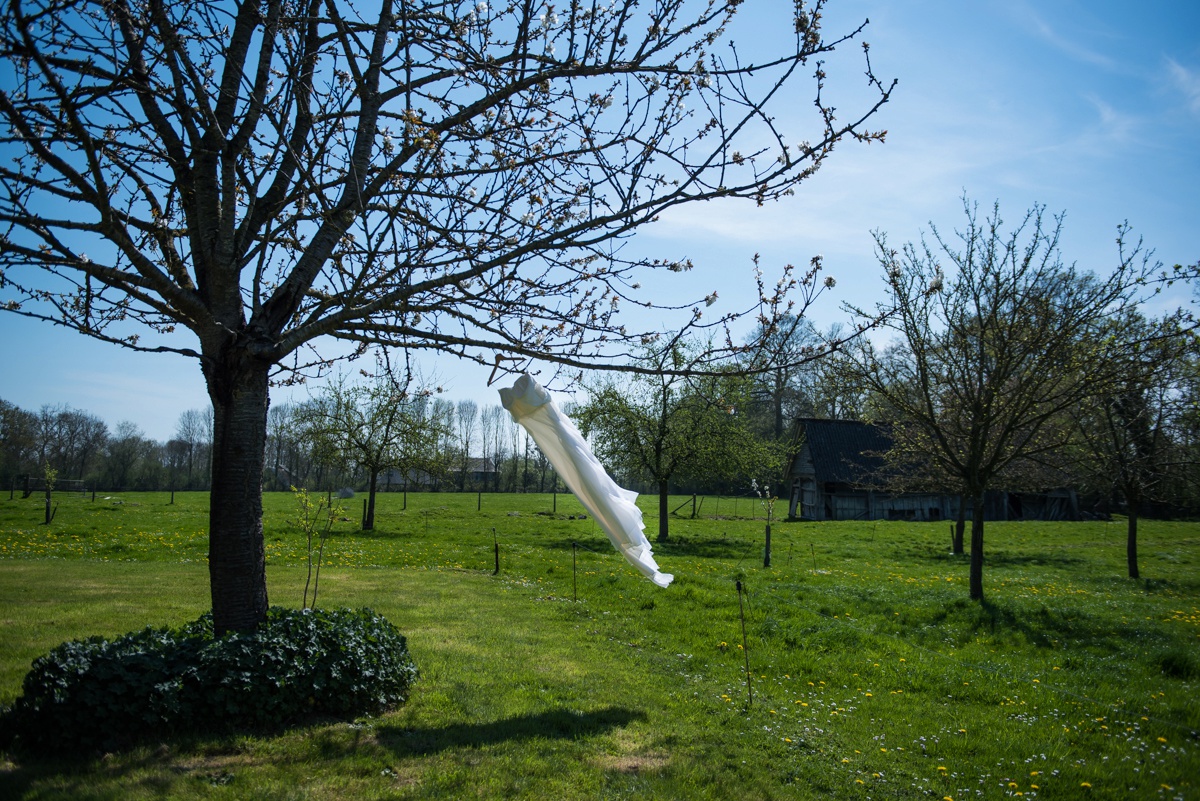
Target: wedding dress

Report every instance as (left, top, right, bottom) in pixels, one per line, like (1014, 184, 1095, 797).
(498, 374, 673, 588)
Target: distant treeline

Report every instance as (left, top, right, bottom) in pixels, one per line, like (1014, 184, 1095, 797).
(0, 395, 755, 497)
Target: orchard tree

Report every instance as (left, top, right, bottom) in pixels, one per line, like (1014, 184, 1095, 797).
(297, 368, 446, 528)
(745, 312, 823, 441)
(848, 200, 1160, 601)
(576, 342, 774, 542)
(0, 0, 893, 632)
(1071, 311, 1193, 578)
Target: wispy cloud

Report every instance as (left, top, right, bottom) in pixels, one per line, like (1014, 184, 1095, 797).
(1080, 93, 1140, 147)
(1008, 2, 1117, 71)
(1165, 57, 1200, 115)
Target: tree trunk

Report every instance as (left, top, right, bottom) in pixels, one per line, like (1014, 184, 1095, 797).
(205, 355, 271, 636)
(1127, 504, 1139, 579)
(953, 495, 966, 555)
(969, 494, 985, 601)
(365, 470, 378, 530)
(657, 479, 669, 542)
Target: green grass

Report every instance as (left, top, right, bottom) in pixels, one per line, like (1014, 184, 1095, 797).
(1, 490, 1198, 799)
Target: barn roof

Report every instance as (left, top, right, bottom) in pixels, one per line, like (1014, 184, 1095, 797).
(796, 419, 892, 485)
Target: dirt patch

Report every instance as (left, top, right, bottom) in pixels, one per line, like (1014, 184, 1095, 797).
(595, 752, 670, 774)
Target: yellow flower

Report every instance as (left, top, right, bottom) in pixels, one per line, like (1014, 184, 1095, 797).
(1081, 782, 1092, 789)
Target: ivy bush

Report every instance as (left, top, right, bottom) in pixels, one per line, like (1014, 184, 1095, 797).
(1, 607, 418, 754)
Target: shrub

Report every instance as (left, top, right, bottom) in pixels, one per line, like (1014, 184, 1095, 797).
(0, 607, 418, 754)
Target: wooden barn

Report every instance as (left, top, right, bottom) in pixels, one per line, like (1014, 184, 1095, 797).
(785, 419, 1079, 522)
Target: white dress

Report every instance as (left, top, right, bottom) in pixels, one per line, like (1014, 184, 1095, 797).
(498, 374, 673, 588)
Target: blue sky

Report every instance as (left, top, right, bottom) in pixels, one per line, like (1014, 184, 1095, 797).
(1, 0, 1197, 442)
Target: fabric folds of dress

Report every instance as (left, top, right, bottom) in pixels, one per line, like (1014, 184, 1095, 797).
(498, 374, 673, 588)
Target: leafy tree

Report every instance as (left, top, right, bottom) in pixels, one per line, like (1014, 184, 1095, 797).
(0, 0, 892, 632)
(577, 344, 775, 541)
(103, 420, 150, 490)
(848, 200, 1160, 601)
(0, 398, 37, 489)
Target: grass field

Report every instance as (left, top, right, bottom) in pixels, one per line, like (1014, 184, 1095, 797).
(0, 490, 1197, 800)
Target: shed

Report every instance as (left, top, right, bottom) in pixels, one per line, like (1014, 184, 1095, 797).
(786, 419, 1079, 522)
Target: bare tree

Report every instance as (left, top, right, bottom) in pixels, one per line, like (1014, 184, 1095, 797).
(745, 312, 823, 440)
(34, 404, 108, 483)
(577, 342, 773, 541)
(298, 370, 445, 529)
(174, 408, 212, 491)
(1070, 311, 1194, 578)
(848, 200, 1160, 601)
(454, 399, 478, 490)
(0, 0, 892, 632)
(480, 403, 507, 492)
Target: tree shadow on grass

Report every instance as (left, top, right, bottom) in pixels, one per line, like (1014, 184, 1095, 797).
(373, 706, 646, 756)
(981, 551, 1088, 570)
(970, 597, 1168, 655)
